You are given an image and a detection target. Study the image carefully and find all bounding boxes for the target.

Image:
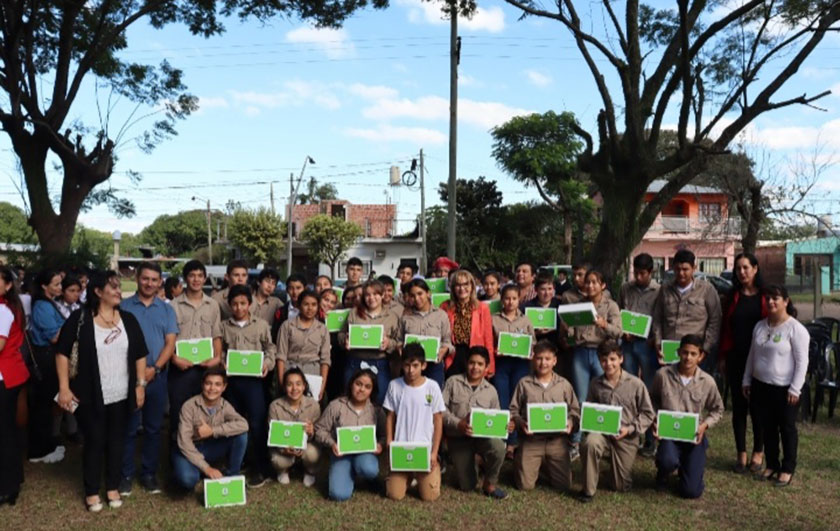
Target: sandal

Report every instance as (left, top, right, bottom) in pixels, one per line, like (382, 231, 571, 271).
(749, 461, 763, 474)
(774, 473, 794, 488)
(755, 470, 778, 482)
(85, 497, 103, 513)
(731, 462, 748, 474)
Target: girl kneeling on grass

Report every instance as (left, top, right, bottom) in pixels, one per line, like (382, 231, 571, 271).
(269, 368, 321, 487)
(314, 368, 383, 501)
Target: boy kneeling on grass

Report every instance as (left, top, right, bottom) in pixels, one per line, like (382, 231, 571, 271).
(509, 340, 580, 492)
(384, 343, 446, 502)
(578, 340, 655, 503)
(173, 367, 248, 491)
(442, 346, 510, 500)
(652, 334, 724, 499)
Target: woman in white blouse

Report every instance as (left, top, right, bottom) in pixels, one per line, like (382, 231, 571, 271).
(742, 285, 808, 488)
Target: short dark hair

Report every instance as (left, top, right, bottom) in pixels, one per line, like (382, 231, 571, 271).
(346, 257, 363, 268)
(672, 249, 696, 267)
(377, 275, 395, 288)
(763, 284, 797, 318)
(226, 259, 249, 276)
(346, 368, 379, 403)
(679, 334, 704, 352)
(402, 342, 426, 364)
(61, 275, 82, 291)
(633, 253, 654, 272)
(500, 284, 519, 299)
(297, 289, 319, 307)
(182, 260, 206, 278)
(258, 268, 280, 283)
(585, 269, 606, 285)
(397, 263, 418, 275)
(406, 278, 430, 294)
(164, 276, 181, 299)
(515, 262, 535, 275)
(286, 273, 306, 286)
(281, 367, 312, 397)
(533, 340, 557, 357)
(482, 271, 502, 284)
(467, 345, 490, 364)
(227, 284, 252, 305)
(316, 274, 333, 287)
(535, 273, 554, 288)
(202, 366, 228, 384)
(572, 262, 591, 272)
(136, 261, 162, 277)
(597, 340, 622, 358)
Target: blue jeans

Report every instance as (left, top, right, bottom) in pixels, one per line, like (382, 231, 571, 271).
(172, 433, 248, 490)
(123, 370, 168, 480)
(493, 356, 531, 446)
(225, 377, 269, 476)
(656, 436, 709, 499)
(328, 453, 380, 501)
(423, 361, 445, 390)
(572, 347, 604, 444)
(621, 340, 657, 446)
(344, 357, 391, 405)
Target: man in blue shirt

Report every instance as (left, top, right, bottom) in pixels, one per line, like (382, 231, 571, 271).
(118, 262, 178, 495)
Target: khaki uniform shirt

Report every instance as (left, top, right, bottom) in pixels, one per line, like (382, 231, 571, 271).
(172, 293, 223, 340)
(510, 373, 580, 438)
(572, 298, 622, 348)
(177, 395, 248, 471)
(221, 316, 277, 372)
(399, 307, 454, 354)
(276, 316, 331, 368)
(492, 311, 535, 337)
(268, 396, 321, 424)
(586, 370, 655, 436)
(652, 278, 722, 354)
(560, 287, 585, 305)
(250, 295, 283, 328)
(339, 310, 400, 360)
(212, 287, 232, 322)
(651, 364, 724, 429)
(442, 374, 501, 438)
(314, 396, 384, 447)
(385, 300, 405, 320)
(618, 279, 660, 316)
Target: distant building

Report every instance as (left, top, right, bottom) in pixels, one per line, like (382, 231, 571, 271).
(291, 200, 397, 239)
(784, 236, 840, 291)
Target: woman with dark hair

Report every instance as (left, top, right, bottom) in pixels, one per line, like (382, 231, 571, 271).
(0, 265, 30, 505)
(55, 270, 148, 512)
(163, 276, 183, 301)
(719, 253, 767, 473)
(743, 285, 808, 488)
(27, 268, 66, 464)
(398, 278, 454, 389)
(268, 368, 321, 486)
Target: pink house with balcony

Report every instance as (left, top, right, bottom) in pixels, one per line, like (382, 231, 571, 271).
(630, 180, 740, 279)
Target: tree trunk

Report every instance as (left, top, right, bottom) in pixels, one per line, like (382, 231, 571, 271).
(563, 210, 573, 264)
(587, 183, 647, 279)
(740, 183, 764, 256)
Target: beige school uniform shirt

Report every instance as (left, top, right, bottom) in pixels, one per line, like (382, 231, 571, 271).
(618, 280, 660, 316)
(572, 297, 622, 348)
(250, 295, 283, 327)
(492, 311, 535, 338)
(172, 293, 223, 340)
(385, 300, 405, 319)
(652, 278, 722, 355)
(399, 307, 454, 354)
(586, 370, 655, 436)
(212, 287, 233, 322)
(510, 373, 580, 438)
(276, 317, 331, 371)
(442, 374, 501, 438)
(314, 396, 384, 447)
(339, 309, 400, 360)
(221, 316, 277, 372)
(177, 395, 248, 471)
(651, 364, 724, 429)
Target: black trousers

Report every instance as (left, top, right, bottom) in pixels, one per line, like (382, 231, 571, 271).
(27, 344, 59, 458)
(728, 350, 763, 454)
(0, 382, 24, 497)
(168, 366, 204, 442)
(76, 400, 130, 496)
(752, 379, 799, 474)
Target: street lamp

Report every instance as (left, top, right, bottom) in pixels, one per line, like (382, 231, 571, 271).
(192, 195, 213, 265)
(111, 230, 122, 272)
(287, 156, 316, 277)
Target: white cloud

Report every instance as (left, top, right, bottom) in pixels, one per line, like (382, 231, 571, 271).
(197, 96, 229, 109)
(361, 94, 532, 129)
(525, 70, 552, 88)
(747, 119, 840, 150)
(460, 99, 533, 129)
(459, 74, 483, 87)
(227, 81, 341, 114)
(399, 0, 505, 33)
(344, 125, 447, 144)
(346, 83, 400, 101)
(285, 80, 341, 110)
(285, 26, 355, 59)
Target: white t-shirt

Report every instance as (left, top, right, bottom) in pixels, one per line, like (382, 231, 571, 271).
(383, 377, 445, 443)
(744, 317, 809, 396)
(94, 322, 130, 405)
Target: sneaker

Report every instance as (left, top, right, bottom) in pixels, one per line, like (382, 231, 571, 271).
(484, 487, 508, 500)
(30, 446, 65, 464)
(118, 477, 133, 497)
(248, 472, 268, 489)
(303, 473, 316, 488)
(410, 478, 418, 488)
(577, 492, 594, 504)
(140, 475, 162, 494)
(277, 472, 290, 485)
(639, 443, 657, 458)
(107, 497, 123, 509)
(569, 446, 580, 462)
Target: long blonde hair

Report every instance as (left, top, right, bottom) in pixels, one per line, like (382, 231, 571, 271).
(449, 269, 479, 311)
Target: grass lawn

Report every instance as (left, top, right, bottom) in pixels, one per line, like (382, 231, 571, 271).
(4, 411, 839, 530)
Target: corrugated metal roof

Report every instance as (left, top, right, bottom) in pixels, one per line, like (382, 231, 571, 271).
(646, 179, 723, 195)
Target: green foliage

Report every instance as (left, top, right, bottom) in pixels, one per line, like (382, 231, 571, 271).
(300, 215, 363, 278)
(138, 210, 213, 257)
(0, 203, 36, 244)
(227, 207, 286, 265)
(297, 178, 339, 204)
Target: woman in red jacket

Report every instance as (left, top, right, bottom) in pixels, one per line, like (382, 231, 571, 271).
(0, 265, 30, 506)
(720, 253, 767, 474)
(441, 269, 495, 379)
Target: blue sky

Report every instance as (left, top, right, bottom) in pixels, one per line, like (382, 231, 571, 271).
(3, 0, 840, 236)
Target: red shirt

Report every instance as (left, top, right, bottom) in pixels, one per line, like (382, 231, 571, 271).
(0, 298, 29, 388)
(440, 300, 496, 376)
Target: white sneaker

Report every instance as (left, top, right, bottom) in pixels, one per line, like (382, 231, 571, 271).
(277, 472, 290, 485)
(410, 478, 418, 488)
(30, 447, 65, 464)
(303, 473, 316, 488)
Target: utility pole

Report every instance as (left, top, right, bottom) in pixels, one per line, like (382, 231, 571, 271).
(419, 148, 427, 276)
(287, 172, 294, 277)
(447, 0, 459, 260)
(270, 182, 275, 215)
(206, 199, 213, 266)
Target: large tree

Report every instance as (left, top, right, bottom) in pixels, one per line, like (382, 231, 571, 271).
(228, 207, 286, 265)
(138, 210, 214, 256)
(300, 214, 363, 280)
(491, 0, 840, 275)
(0, 202, 36, 244)
(0, 0, 387, 256)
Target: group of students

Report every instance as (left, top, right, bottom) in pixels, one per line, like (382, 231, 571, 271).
(0, 247, 809, 511)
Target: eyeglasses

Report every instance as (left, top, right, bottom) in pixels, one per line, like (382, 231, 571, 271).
(104, 326, 122, 345)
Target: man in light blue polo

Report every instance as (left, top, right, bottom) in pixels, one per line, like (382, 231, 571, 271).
(118, 261, 178, 496)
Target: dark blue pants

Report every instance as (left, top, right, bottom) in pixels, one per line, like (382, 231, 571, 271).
(172, 433, 248, 490)
(122, 370, 168, 481)
(423, 361, 445, 390)
(168, 366, 204, 442)
(344, 357, 390, 405)
(492, 356, 531, 446)
(656, 437, 709, 499)
(224, 377, 270, 476)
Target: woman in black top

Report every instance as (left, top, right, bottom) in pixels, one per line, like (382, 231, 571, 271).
(56, 270, 147, 512)
(719, 253, 767, 473)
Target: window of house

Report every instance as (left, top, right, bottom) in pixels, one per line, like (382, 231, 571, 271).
(330, 204, 346, 219)
(699, 202, 722, 222)
(698, 257, 725, 276)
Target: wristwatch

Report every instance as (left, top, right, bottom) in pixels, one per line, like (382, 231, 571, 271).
(137, 379, 147, 388)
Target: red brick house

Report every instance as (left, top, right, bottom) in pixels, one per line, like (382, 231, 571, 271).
(291, 200, 397, 239)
